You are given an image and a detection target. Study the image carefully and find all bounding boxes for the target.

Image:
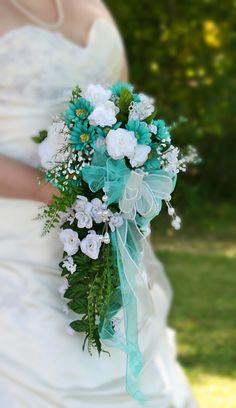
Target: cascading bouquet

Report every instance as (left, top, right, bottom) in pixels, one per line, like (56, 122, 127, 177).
(34, 82, 197, 404)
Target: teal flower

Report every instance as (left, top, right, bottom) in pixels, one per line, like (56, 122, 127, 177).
(66, 98, 93, 124)
(153, 119, 171, 142)
(133, 93, 141, 102)
(111, 81, 134, 97)
(70, 121, 95, 150)
(144, 148, 161, 171)
(126, 120, 152, 145)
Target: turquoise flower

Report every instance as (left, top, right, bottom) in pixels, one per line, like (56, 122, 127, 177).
(111, 81, 134, 97)
(153, 119, 171, 142)
(133, 93, 141, 102)
(144, 147, 161, 171)
(95, 121, 121, 139)
(113, 121, 122, 130)
(126, 120, 152, 145)
(70, 121, 95, 150)
(65, 98, 93, 124)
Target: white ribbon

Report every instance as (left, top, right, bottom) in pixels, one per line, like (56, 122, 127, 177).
(119, 169, 173, 220)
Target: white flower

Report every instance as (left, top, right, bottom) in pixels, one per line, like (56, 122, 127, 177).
(106, 128, 137, 160)
(81, 231, 102, 260)
(91, 198, 103, 223)
(139, 93, 155, 106)
(62, 256, 77, 274)
(162, 145, 180, 174)
(109, 213, 124, 232)
(38, 121, 70, 170)
(73, 195, 88, 212)
(129, 144, 151, 168)
(83, 84, 112, 107)
(149, 124, 157, 134)
(129, 94, 155, 121)
(59, 229, 80, 256)
(88, 101, 118, 127)
(75, 211, 93, 229)
(58, 209, 75, 225)
(74, 196, 93, 228)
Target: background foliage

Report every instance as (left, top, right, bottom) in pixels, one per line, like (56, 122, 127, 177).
(106, 0, 236, 206)
(105, 2, 236, 407)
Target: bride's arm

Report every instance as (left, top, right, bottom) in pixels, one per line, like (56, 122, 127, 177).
(0, 155, 59, 204)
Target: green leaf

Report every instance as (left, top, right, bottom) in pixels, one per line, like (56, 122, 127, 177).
(93, 328, 102, 355)
(119, 88, 133, 113)
(116, 112, 128, 123)
(32, 129, 48, 144)
(64, 285, 86, 300)
(144, 110, 158, 124)
(70, 319, 89, 333)
(68, 298, 88, 314)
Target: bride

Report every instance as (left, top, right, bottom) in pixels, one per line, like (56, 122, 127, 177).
(0, 0, 198, 407)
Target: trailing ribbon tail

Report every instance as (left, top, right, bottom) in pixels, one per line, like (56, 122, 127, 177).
(84, 152, 176, 403)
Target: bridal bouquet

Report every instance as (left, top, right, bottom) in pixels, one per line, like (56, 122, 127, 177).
(34, 82, 197, 403)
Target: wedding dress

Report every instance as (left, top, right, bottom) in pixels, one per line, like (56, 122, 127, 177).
(0, 20, 198, 408)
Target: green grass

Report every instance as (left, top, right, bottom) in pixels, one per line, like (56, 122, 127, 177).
(157, 250, 236, 408)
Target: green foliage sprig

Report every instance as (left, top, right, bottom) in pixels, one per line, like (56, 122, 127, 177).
(62, 243, 120, 356)
(35, 184, 79, 235)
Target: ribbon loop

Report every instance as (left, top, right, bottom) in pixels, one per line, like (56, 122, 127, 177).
(119, 169, 174, 221)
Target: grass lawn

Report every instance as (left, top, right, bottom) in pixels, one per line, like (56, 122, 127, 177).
(157, 250, 236, 408)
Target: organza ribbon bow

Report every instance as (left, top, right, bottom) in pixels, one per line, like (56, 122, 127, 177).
(119, 169, 174, 221)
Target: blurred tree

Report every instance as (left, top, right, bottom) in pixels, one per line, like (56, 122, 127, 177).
(105, 0, 236, 203)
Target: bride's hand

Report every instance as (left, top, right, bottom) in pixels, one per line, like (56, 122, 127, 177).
(35, 179, 60, 205)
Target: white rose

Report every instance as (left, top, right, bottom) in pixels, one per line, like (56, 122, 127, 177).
(62, 256, 77, 274)
(106, 128, 137, 160)
(75, 210, 93, 229)
(83, 84, 112, 107)
(58, 209, 75, 225)
(129, 144, 151, 168)
(74, 196, 89, 212)
(81, 231, 102, 260)
(38, 121, 70, 170)
(74, 196, 93, 228)
(139, 93, 155, 106)
(59, 229, 80, 256)
(91, 198, 103, 223)
(88, 101, 118, 127)
(109, 213, 124, 232)
(129, 94, 155, 121)
(149, 124, 157, 134)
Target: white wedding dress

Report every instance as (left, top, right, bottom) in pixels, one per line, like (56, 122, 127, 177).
(0, 20, 198, 408)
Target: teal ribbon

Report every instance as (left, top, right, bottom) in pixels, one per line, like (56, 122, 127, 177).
(81, 152, 130, 205)
(81, 151, 176, 210)
(82, 151, 176, 404)
(99, 224, 147, 403)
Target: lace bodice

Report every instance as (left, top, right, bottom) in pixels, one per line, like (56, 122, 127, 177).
(0, 20, 124, 110)
(0, 20, 124, 165)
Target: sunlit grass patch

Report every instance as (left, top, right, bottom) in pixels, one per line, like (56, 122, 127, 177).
(157, 251, 236, 408)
